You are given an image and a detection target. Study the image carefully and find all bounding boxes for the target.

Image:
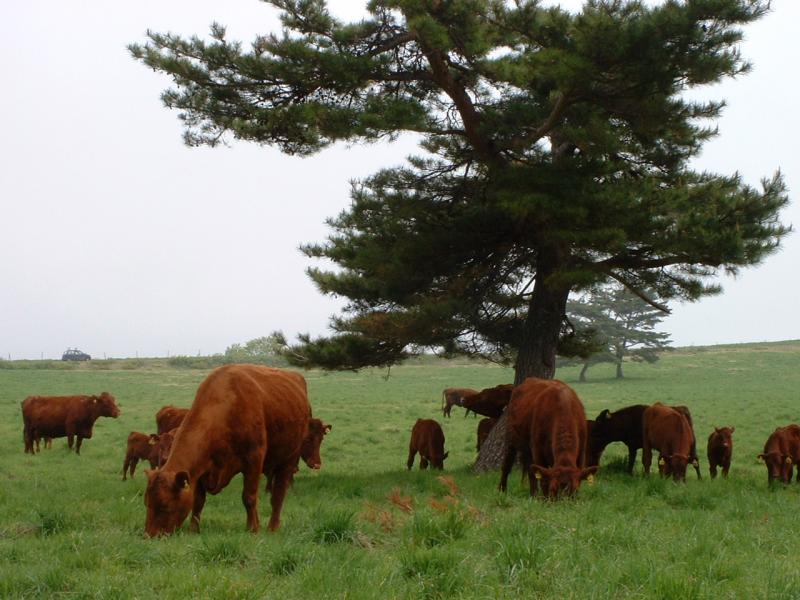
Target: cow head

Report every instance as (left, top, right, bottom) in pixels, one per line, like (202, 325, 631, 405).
(300, 419, 332, 470)
(430, 451, 449, 470)
(713, 427, 735, 448)
(758, 451, 792, 484)
(143, 469, 193, 537)
(659, 454, 689, 481)
(94, 392, 121, 418)
(530, 465, 598, 498)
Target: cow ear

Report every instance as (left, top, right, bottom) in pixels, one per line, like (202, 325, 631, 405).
(443, 451, 449, 460)
(785, 456, 793, 465)
(324, 424, 332, 434)
(730, 426, 735, 433)
(757, 454, 765, 462)
(581, 466, 599, 481)
(148, 435, 159, 446)
(692, 459, 699, 468)
(598, 410, 610, 420)
(714, 427, 721, 434)
(174, 471, 190, 491)
(530, 465, 546, 480)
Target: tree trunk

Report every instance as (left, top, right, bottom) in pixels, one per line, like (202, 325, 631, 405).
(473, 251, 570, 473)
(616, 361, 624, 379)
(579, 362, 589, 382)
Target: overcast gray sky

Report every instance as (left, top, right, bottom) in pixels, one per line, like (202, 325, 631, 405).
(2, 1, 798, 360)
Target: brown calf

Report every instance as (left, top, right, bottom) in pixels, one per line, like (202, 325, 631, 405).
(143, 365, 312, 536)
(442, 388, 478, 418)
(707, 427, 734, 478)
(122, 431, 174, 480)
(642, 403, 693, 482)
(500, 378, 596, 498)
(22, 393, 120, 454)
(407, 419, 448, 470)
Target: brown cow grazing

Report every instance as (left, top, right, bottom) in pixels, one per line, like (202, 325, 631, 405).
(672, 405, 701, 479)
(476, 417, 497, 452)
(758, 425, 800, 484)
(155, 405, 189, 435)
(587, 404, 649, 473)
(707, 426, 735, 478)
(407, 419, 448, 470)
(462, 384, 514, 419)
(299, 418, 332, 471)
(143, 365, 312, 536)
(441, 387, 478, 418)
(642, 403, 693, 482)
(22, 392, 120, 454)
(500, 378, 597, 498)
(122, 431, 170, 481)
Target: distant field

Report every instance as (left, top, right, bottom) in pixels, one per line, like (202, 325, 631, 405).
(1, 343, 799, 599)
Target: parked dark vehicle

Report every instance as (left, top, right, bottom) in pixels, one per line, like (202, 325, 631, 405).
(62, 348, 91, 361)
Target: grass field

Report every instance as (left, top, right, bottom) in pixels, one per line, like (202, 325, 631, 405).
(1, 343, 799, 599)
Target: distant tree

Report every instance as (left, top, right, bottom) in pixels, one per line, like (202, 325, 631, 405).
(566, 286, 671, 381)
(224, 332, 289, 365)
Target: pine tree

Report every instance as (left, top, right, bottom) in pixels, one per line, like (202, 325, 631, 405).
(566, 285, 671, 381)
(131, 1, 789, 468)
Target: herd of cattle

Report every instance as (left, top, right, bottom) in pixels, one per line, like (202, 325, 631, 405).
(18, 364, 800, 536)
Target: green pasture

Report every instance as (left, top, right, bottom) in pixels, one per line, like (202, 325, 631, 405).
(1, 343, 799, 599)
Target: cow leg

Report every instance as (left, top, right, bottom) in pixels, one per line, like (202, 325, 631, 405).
(626, 446, 637, 475)
(406, 446, 417, 470)
(241, 463, 262, 533)
(129, 457, 138, 479)
(642, 441, 652, 476)
(721, 461, 729, 478)
(420, 456, 429, 470)
(122, 455, 131, 480)
(709, 461, 718, 479)
(266, 466, 294, 532)
(75, 436, 84, 455)
(499, 445, 517, 492)
(189, 484, 207, 533)
(23, 426, 33, 454)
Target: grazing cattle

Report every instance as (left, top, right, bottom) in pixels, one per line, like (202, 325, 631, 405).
(143, 365, 312, 536)
(758, 425, 800, 484)
(21, 393, 120, 454)
(441, 387, 478, 418)
(122, 431, 175, 480)
(407, 419, 448, 470)
(462, 384, 514, 419)
(299, 418, 332, 471)
(707, 426, 735, 478)
(642, 403, 693, 482)
(476, 417, 497, 452)
(500, 378, 596, 498)
(672, 405, 701, 479)
(155, 405, 189, 435)
(587, 404, 649, 473)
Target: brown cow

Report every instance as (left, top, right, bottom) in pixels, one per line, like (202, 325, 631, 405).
(122, 431, 175, 480)
(441, 387, 478, 418)
(476, 417, 497, 452)
(758, 425, 800, 484)
(155, 405, 189, 435)
(21, 392, 120, 454)
(672, 405, 701, 479)
(500, 378, 596, 498)
(143, 365, 312, 536)
(462, 384, 514, 419)
(407, 419, 448, 470)
(642, 403, 693, 481)
(707, 426, 734, 478)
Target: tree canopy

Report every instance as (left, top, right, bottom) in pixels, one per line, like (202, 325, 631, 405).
(131, 0, 789, 383)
